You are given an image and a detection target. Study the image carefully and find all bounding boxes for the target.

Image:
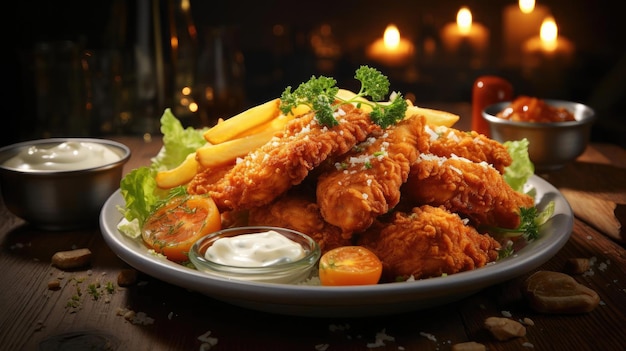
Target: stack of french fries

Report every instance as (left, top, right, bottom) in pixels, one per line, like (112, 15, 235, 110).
(155, 89, 460, 189)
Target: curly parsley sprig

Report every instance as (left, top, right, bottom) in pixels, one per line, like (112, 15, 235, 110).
(279, 66, 408, 128)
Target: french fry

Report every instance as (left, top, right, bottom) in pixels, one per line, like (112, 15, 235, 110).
(337, 89, 459, 127)
(236, 105, 306, 138)
(203, 98, 281, 144)
(155, 152, 201, 189)
(286, 103, 312, 118)
(405, 105, 460, 127)
(196, 114, 293, 168)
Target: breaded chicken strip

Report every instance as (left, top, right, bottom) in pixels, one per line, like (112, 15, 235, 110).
(404, 153, 535, 229)
(247, 191, 351, 254)
(357, 205, 501, 282)
(423, 125, 512, 173)
(316, 115, 429, 238)
(188, 104, 381, 211)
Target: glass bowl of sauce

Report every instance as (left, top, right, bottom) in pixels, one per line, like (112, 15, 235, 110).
(482, 98, 596, 172)
(189, 226, 321, 284)
(0, 138, 130, 230)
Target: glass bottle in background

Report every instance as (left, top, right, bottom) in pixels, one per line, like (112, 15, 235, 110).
(471, 76, 513, 136)
(88, 0, 135, 136)
(195, 26, 246, 127)
(130, 0, 166, 136)
(32, 40, 91, 138)
(167, 0, 199, 128)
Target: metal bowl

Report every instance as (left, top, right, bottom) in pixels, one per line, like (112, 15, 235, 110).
(0, 138, 130, 230)
(482, 100, 596, 172)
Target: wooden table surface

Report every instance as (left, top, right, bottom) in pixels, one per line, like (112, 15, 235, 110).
(1, 133, 624, 351)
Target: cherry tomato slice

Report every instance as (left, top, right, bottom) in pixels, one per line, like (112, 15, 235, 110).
(318, 246, 383, 286)
(142, 195, 221, 262)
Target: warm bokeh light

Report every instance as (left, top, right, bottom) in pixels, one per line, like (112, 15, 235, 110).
(383, 24, 401, 49)
(519, 0, 536, 14)
(180, 0, 190, 11)
(522, 14, 574, 62)
(272, 24, 285, 36)
(366, 24, 414, 66)
(205, 87, 214, 101)
(188, 102, 198, 113)
(456, 7, 473, 35)
(441, 6, 489, 63)
(540, 16, 558, 51)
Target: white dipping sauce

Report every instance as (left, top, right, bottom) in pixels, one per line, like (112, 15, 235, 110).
(205, 230, 305, 267)
(3, 141, 121, 171)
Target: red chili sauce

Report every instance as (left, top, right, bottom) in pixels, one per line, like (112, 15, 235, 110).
(496, 96, 576, 123)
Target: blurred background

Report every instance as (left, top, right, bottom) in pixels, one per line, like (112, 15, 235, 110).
(5, 0, 626, 147)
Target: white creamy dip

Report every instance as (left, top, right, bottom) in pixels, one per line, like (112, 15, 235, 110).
(205, 230, 306, 267)
(3, 141, 121, 171)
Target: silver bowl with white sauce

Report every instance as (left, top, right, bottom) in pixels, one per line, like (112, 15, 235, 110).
(0, 138, 130, 230)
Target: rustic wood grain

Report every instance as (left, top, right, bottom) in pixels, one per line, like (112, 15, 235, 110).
(540, 144, 626, 245)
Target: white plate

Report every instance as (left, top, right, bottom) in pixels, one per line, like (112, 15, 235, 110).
(100, 175, 572, 317)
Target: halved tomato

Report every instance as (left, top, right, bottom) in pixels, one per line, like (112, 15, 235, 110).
(142, 194, 221, 262)
(318, 246, 383, 286)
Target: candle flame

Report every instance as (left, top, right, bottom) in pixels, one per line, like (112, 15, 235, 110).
(456, 7, 473, 35)
(519, 0, 536, 14)
(383, 24, 401, 49)
(540, 16, 558, 51)
(180, 0, 190, 11)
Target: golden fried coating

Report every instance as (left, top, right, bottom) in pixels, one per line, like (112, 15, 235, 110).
(316, 114, 429, 238)
(357, 205, 501, 282)
(423, 125, 512, 174)
(188, 104, 382, 211)
(404, 153, 535, 229)
(247, 191, 351, 254)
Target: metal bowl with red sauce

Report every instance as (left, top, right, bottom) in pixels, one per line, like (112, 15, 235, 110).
(496, 96, 577, 123)
(482, 99, 596, 172)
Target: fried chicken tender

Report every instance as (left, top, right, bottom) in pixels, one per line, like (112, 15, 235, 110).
(357, 205, 501, 282)
(188, 104, 382, 211)
(247, 191, 351, 254)
(424, 125, 512, 173)
(316, 115, 429, 238)
(404, 153, 535, 229)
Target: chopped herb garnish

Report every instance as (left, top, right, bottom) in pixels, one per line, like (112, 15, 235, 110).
(88, 283, 101, 300)
(64, 277, 116, 313)
(105, 281, 116, 294)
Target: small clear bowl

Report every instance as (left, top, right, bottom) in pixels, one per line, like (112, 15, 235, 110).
(189, 226, 321, 284)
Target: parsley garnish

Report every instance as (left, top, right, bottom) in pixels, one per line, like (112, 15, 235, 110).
(279, 66, 407, 128)
(486, 201, 555, 242)
(498, 240, 514, 259)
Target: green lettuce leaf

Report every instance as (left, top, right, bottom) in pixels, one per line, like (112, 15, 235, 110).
(119, 166, 158, 225)
(151, 108, 209, 171)
(119, 109, 208, 226)
(503, 138, 534, 192)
